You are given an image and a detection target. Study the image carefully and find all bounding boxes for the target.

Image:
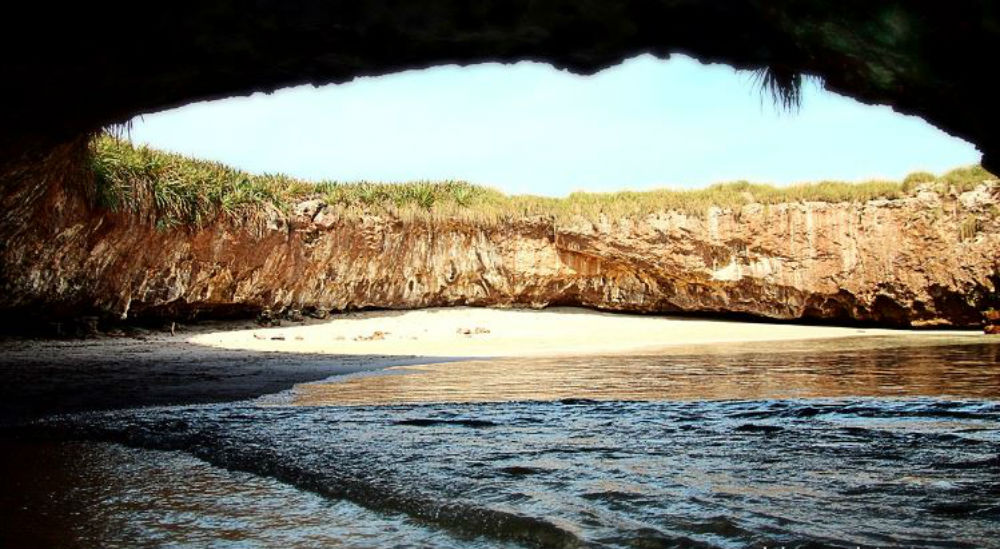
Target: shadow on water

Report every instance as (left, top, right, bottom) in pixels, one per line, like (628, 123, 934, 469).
(0, 339, 462, 424)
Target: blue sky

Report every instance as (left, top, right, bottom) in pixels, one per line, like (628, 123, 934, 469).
(128, 54, 980, 197)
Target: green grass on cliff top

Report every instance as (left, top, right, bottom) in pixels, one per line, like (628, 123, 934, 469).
(91, 135, 996, 228)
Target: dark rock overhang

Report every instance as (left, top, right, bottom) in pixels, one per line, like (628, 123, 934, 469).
(1, 1, 997, 169)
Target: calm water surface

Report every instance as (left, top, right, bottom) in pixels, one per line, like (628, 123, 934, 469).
(3, 336, 999, 548)
(293, 336, 1000, 405)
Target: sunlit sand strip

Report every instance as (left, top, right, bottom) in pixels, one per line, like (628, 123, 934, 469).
(186, 306, 965, 359)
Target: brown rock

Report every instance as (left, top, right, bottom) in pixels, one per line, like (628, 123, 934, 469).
(2, 173, 999, 328)
(78, 316, 100, 337)
(293, 199, 327, 220)
(307, 308, 330, 320)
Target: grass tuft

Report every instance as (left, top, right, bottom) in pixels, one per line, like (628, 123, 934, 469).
(901, 171, 936, 193)
(91, 134, 288, 228)
(959, 215, 981, 241)
(938, 165, 995, 193)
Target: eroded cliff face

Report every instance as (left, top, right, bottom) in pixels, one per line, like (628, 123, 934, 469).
(2, 152, 997, 329)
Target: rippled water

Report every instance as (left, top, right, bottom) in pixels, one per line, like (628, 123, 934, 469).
(5, 337, 1000, 548)
(0, 441, 510, 549)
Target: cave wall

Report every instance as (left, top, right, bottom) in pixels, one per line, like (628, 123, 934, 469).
(1, 1, 998, 170)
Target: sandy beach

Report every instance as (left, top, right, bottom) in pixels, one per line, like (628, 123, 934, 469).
(185, 306, 947, 358)
(0, 307, 988, 422)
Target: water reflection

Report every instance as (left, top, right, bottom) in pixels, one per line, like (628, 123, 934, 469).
(294, 336, 1000, 405)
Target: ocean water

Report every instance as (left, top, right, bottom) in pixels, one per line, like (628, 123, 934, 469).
(3, 338, 999, 548)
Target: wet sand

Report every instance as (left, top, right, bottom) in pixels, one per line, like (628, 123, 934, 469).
(0, 307, 986, 422)
(0, 329, 442, 423)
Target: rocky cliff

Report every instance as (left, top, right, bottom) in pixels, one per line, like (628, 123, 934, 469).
(2, 145, 998, 329)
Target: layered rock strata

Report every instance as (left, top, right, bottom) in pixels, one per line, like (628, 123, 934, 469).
(2, 152, 997, 329)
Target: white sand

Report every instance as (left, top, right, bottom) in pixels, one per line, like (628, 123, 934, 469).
(186, 306, 965, 358)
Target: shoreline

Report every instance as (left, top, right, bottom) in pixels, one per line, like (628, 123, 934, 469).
(184, 306, 981, 359)
(0, 306, 991, 423)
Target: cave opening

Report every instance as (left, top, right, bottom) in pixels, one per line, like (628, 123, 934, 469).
(2, 6, 1000, 548)
(2, 53, 996, 332)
